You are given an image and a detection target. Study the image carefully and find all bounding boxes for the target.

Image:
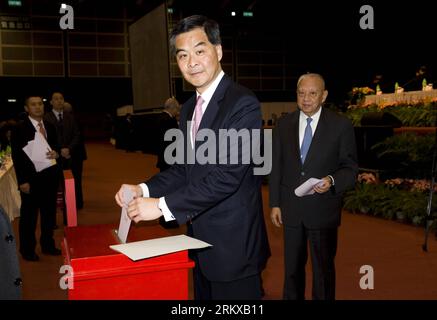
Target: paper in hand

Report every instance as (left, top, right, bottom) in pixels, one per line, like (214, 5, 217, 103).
(116, 186, 134, 243)
(22, 132, 56, 172)
(294, 178, 325, 197)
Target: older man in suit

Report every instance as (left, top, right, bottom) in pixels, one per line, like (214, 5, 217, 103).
(269, 73, 358, 300)
(11, 95, 61, 261)
(115, 15, 270, 300)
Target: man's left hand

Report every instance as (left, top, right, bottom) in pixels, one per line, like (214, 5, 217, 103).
(61, 147, 71, 159)
(314, 176, 332, 194)
(46, 150, 58, 159)
(127, 197, 162, 223)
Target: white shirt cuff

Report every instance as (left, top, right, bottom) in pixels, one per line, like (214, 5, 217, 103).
(158, 197, 176, 222)
(139, 183, 149, 198)
(328, 175, 335, 186)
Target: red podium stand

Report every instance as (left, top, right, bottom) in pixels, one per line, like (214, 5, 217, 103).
(62, 223, 194, 300)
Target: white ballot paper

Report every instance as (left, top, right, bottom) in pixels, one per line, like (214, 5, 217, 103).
(22, 132, 56, 172)
(115, 186, 134, 243)
(109, 234, 212, 261)
(294, 178, 325, 197)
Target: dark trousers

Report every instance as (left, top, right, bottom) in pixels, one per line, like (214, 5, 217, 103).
(191, 253, 262, 300)
(283, 224, 338, 300)
(19, 171, 57, 255)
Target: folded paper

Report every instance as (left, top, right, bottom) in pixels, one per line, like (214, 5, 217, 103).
(110, 234, 212, 261)
(294, 177, 324, 197)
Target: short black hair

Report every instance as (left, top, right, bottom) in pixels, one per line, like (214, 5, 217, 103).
(24, 94, 43, 106)
(169, 15, 221, 56)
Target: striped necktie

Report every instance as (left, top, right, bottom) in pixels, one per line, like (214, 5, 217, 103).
(300, 117, 313, 163)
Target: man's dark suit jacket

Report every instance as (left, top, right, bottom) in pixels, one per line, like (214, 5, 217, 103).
(269, 108, 358, 229)
(11, 118, 59, 186)
(44, 111, 84, 162)
(145, 75, 270, 282)
(156, 111, 178, 171)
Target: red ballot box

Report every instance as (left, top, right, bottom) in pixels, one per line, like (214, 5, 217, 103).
(62, 223, 194, 300)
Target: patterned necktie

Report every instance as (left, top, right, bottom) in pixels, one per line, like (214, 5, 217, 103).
(300, 117, 313, 163)
(192, 95, 204, 141)
(38, 121, 47, 139)
(58, 112, 63, 122)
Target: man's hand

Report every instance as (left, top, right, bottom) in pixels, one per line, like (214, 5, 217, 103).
(270, 207, 282, 227)
(19, 183, 30, 194)
(314, 176, 332, 194)
(46, 150, 58, 159)
(127, 197, 162, 223)
(61, 148, 71, 159)
(115, 184, 142, 207)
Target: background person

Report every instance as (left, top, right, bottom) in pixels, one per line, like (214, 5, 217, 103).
(11, 95, 61, 261)
(269, 73, 358, 300)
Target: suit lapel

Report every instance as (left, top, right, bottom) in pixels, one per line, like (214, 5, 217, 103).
(198, 75, 231, 133)
(24, 118, 37, 142)
(186, 101, 195, 123)
(290, 112, 301, 165)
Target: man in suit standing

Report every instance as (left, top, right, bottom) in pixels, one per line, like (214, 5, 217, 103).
(11, 95, 61, 261)
(156, 97, 180, 229)
(63, 101, 87, 210)
(269, 73, 358, 300)
(45, 92, 84, 219)
(156, 97, 180, 172)
(115, 15, 270, 300)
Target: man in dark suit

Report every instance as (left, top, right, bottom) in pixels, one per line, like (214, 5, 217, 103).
(44, 92, 84, 218)
(269, 73, 358, 300)
(156, 97, 180, 172)
(63, 101, 87, 209)
(156, 97, 180, 229)
(115, 15, 270, 300)
(11, 95, 61, 261)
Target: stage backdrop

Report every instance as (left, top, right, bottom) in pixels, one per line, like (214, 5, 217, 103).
(129, 3, 171, 111)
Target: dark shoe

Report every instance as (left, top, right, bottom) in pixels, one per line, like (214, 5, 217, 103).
(42, 247, 62, 256)
(21, 252, 39, 261)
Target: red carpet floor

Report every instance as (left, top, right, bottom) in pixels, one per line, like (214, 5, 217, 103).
(13, 141, 437, 300)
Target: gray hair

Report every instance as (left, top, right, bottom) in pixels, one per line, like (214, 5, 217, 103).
(297, 73, 326, 90)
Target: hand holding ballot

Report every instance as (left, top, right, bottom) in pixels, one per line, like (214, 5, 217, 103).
(127, 197, 162, 223)
(294, 177, 332, 197)
(116, 186, 134, 243)
(115, 184, 142, 207)
(115, 184, 163, 223)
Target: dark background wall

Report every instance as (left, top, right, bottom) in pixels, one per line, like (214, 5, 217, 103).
(0, 0, 435, 138)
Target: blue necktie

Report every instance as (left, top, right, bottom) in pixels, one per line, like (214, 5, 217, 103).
(300, 117, 313, 163)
